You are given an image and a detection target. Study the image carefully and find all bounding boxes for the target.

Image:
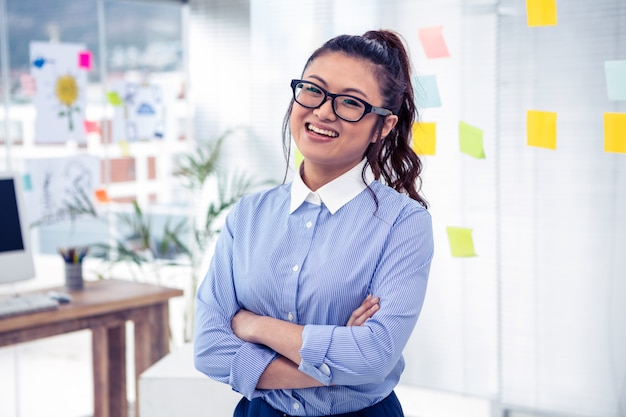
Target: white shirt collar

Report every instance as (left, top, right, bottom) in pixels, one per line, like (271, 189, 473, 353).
(290, 159, 374, 215)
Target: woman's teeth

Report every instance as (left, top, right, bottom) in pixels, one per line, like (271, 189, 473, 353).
(307, 124, 338, 138)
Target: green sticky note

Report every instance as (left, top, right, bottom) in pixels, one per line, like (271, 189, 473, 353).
(412, 122, 437, 155)
(294, 147, 304, 170)
(459, 121, 485, 159)
(22, 174, 32, 191)
(446, 226, 477, 257)
(107, 91, 123, 106)
(604, 113, 626, 154)
(527, 110, 557, 150)
(526, 0, 558, 27)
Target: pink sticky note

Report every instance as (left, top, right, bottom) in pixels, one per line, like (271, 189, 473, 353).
(418, 26, 450, 59)
(84, 120, 100, 135)
(78, 51, 92, 70)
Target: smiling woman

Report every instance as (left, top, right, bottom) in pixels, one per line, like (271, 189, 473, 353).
(194, 30, 434, 417)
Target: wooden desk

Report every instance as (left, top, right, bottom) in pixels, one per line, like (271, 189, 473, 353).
(0, 279, 184, 417)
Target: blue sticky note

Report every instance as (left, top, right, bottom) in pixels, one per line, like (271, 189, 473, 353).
(605, 60, 626, 101)
(413, 74, 442, 108)
(22, 174, 32, 191)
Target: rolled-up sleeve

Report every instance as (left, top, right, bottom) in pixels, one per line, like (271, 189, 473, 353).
(193, 205, 278, 399)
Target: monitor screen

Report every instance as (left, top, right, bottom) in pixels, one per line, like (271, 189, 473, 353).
(0, 172, 36, 284)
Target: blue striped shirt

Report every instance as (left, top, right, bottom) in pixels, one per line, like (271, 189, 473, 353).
(194, 160, 434, 416)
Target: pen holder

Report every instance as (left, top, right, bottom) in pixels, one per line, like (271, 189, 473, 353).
(64, 262, 84, 291)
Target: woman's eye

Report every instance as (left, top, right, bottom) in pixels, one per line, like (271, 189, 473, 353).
(341, 97, 362, 108)
(305, 85, 323, 95)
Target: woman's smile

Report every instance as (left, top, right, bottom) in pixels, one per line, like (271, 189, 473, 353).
(305, 122, 339, 139)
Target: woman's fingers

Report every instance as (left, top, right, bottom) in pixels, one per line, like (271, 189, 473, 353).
(346, 294, 380, 326)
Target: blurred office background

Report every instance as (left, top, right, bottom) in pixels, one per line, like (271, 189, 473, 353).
(1, 0, 625, 416)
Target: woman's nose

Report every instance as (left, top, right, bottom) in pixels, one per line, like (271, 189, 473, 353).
(314, 96, 337, 120)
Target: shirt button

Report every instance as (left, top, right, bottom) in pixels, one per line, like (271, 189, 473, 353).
(306, 221, 312, 228)
(292, 265, 299, 272)
(293, 403, 300, 410)
(287, 312, 294, 321)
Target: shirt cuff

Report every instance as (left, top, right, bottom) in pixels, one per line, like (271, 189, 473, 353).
(230, 342, 278, 398)
(298, 324, 335, 385)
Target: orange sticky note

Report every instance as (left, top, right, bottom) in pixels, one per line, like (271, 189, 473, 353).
(604, 113, 626, 154)
(418, 26, 450, 59)
(412, 122, 436, 155)
(526, 0, 558, 27)
(527, 110, 557, 150)
(95, 188, 111, 203)
(446, 226, 477, 257)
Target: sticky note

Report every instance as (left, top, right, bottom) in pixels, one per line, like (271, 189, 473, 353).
(526, 0, 558, 27)
(107, 91, 123, 106)
(413, 75, 442, 108)
(412, 122, 436, 155)
(295, 147, 304, 169)
(78, 50, 92, 70)
(84, 120, 100, 134)
(446, 226, 477, 257)
(418, 26, 450, 59)
(459, 121, 486, 159)
(527, 110, 557, 150)
(119, 140, 131, 156)
(22, 174, 32, 191)
(605, 60, 626, 101)
(95, 188, 111, 203)
(604, 113, 626, 154)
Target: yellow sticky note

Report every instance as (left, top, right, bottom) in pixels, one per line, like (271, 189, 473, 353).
(604, 113, 626, 154)
(412, 122, 436, 155)
(119, 140, 131, 156)
(526, 0, 558, 27)
(446, 226, 477, 258)
(527, 110, 557, 150)
(459, 121, 486, 159)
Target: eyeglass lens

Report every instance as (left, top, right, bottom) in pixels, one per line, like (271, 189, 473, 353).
(293, 81, 366, 122)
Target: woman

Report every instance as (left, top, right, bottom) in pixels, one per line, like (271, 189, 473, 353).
(194, 29, 434, 417)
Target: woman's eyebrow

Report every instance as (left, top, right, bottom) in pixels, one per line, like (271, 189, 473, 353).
(307, 74, 369, 98)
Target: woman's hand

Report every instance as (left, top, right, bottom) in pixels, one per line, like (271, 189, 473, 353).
(346, 294, 379, 326)
(232, 308, 262, 343)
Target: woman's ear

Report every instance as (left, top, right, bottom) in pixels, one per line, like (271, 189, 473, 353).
(381, 115, 398, 138)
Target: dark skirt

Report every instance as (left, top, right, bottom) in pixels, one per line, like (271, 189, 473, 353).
(233, 391, 404, 417)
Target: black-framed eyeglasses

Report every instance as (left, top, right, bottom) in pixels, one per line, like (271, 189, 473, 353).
(290, 79, 393, 122)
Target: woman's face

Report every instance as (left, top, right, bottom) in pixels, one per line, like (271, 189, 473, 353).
(290, 52, 397, 180)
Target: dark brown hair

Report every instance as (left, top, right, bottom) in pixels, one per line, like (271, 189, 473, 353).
(282, 30, 428, 208)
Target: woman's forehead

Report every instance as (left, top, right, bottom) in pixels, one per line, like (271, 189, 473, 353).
(303, 52, 381, 98)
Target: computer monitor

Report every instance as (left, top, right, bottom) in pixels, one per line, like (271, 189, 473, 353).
(0, 171, 36, 284)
